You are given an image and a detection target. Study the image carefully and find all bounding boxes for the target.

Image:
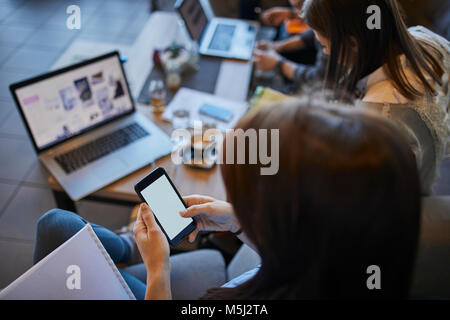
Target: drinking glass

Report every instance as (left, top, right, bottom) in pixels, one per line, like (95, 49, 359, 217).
(172, 109, 190, 129)
(148, 80, 166, 113)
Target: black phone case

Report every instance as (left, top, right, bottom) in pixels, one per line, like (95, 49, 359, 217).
(134, 167, 197, 246)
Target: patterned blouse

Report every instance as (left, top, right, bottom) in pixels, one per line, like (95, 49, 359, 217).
(356, 26, 450, 195)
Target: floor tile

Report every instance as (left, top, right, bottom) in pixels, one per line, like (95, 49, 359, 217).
(43, 6, 96, 31)
(3, 3, 54, 26)
(82, 15, 130, 36)
(2, 45, 62, 74)
(0, 181, 18, 213)
(0, 107, 28, 138)
(93, 1, 140, 20)
(0, 43, 19, 67)
(26, 28, 79, 51)
(0, 24, 36, 46)
(0, 4, 17, 23)
(77, 31, 125, 45)
(118, 11, 150, 40)
(0, 68, 29, 100)
(0, 185, 56, 241)
(61, 0, 102, 16)
(22, 161, 51, 188)
(133, 0, 152, 12)
(0, 0, 26, 10)
(0, 98, 15, 125)
(0, 136, 37, 181)
(0, 239, 34, 288)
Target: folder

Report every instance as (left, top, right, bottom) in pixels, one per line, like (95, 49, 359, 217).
(0, 224, 135, 300)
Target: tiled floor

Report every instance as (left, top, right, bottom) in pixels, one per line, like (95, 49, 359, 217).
(0, 0, 153, 288)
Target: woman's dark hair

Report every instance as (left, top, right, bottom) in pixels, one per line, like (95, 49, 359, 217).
(202, 98, 421, 299)
(300, 0, 444, 101)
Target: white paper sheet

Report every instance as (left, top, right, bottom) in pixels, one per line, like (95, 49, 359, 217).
(162, 88, 248, 131)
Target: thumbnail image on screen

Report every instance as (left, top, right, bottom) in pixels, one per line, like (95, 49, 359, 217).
(15, 56, 133, 150)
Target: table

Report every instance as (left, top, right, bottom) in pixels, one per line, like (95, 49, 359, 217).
(48, 12, 255, 211)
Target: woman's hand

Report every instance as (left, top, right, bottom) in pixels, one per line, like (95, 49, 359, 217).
(253, 49, 282, 72)
(133, 203, 172, 300)
(257, 40, 286, 53)
(257, 40, 276, 51)
(133, 203, 170, 273)
(180, 195, 239, 243)
(261, 7, 294, 27)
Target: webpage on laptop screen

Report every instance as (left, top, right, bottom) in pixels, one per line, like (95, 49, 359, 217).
(14, 56, 133, 150)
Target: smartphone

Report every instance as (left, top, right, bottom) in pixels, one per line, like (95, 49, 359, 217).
(134, 167, 196, 246)
(198, 103, 234, 122)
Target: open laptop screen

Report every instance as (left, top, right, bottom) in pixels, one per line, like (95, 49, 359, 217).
(177, 0, 208, 42)
(11, 53, 133, 152)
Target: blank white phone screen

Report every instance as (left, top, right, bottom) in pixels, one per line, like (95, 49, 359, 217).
(140, 175, 191, 239)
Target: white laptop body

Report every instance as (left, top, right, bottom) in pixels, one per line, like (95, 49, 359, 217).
(175, 0, 257, 60)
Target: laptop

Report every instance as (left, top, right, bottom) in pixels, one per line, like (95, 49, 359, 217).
(10, 51, 173, 201)
(175, 0, 257, 60)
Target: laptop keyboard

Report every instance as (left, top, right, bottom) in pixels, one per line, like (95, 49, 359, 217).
(208, 24, 236, 52)
(55, 123, 149, 174)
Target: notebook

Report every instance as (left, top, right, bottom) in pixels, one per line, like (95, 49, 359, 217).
(0, 224, 135, 300)
(249, 87, 291, 111)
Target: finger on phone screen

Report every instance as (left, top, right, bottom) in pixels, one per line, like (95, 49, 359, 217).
(181, 204, 210, 218)
(183, 195, 212, 207)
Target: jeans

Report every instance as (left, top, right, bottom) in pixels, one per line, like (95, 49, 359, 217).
(33, 209, 146, 300)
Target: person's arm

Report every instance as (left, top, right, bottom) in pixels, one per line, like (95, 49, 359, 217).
(275, 35, 305, 52)
(291, 39, 328, 90)
(181, 195, 259, 254)
(134, 203, 172, 300)
(257, 29, 315, 54)
(298, 29, 316, 49)
(280, 58, 299, 80)
(146, 265, 172, 300)
(180, 195, 240, 238)
(257, 36, 304, 53)
(260, 7, 297, 27)
(253, 49, 298, 80)
(180, 195, 261, 248)
(277, 29, 317, 53)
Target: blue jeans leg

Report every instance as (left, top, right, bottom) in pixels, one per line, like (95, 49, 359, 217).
(33, 208, 146, 300)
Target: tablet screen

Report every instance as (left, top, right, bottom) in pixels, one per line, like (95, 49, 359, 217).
(178, 0, 208, 42)
(140, 174, 191, 240)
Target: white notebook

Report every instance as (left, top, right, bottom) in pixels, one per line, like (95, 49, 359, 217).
(0, 224, 135, 300)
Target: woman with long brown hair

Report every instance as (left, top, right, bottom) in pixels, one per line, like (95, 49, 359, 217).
(255, 0, 450, 194)
(134, 98, 422, 299)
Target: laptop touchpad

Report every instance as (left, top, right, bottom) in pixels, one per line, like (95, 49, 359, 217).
(94, 158, 128, 181)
